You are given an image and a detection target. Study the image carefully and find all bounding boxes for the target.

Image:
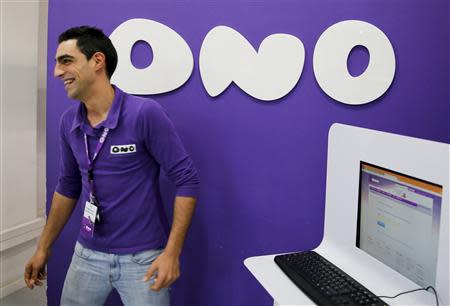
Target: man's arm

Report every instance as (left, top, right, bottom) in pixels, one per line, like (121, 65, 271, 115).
(139, 101, 199, 291)
(143, 196, 197, 291)
(24, 192, 78, 289)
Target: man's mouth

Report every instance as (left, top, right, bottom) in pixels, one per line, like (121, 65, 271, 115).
(64, 78, 75, 88)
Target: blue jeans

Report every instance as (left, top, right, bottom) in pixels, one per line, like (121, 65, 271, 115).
(61, 242, 170, 306)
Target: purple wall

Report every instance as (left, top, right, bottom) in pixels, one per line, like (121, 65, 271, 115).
(46, 1, 449, 305)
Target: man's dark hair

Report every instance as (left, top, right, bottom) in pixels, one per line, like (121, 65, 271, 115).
(58, 26, 118, 79)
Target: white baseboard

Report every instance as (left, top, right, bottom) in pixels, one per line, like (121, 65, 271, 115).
(0, 218, 46, 298)
(0, 218, 45, 252)
(0, 278, 26, 299)
(0, 277, 47, 299)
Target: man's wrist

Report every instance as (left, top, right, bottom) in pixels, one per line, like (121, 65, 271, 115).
(163, 244, 182, 257)
(36, 242, 51, 254)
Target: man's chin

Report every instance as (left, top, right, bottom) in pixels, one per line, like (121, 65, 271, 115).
(67, 90, 79, 100)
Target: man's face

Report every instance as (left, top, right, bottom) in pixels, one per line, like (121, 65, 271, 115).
(54, 39, 96, 100)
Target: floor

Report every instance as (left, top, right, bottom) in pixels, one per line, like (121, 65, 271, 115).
(0, 285, 47, 306)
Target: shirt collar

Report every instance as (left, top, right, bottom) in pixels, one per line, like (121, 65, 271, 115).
(70, 85, 124, 133)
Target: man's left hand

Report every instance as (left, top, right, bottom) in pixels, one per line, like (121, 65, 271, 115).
(142, 251, 180, 291)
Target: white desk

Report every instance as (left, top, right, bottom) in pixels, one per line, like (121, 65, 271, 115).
(244, 253, 314, 306)
(244, 247, 438, 306)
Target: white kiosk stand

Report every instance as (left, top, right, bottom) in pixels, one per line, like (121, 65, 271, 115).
(245, 124, 449, 306)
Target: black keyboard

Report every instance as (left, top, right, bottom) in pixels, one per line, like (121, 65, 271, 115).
(274, 251, 388, 306)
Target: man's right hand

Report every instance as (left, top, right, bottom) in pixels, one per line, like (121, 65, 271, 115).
(24, 248, 50, 289)
(23, 192, 78, 289)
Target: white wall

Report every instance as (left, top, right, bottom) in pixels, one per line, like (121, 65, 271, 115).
(0, 0, 47, 298)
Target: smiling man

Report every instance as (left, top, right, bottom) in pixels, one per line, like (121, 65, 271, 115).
(24, 26, 199, 306)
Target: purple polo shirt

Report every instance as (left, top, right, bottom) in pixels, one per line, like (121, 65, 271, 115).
(56, 86, 199, 254)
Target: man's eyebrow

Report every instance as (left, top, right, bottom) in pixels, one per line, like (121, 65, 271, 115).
(55, 54, 75, 62)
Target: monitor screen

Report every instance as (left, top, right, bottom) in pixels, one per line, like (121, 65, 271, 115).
(356, 161, 442, 287)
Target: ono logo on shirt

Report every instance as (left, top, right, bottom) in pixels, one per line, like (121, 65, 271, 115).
(110, 144, 137, 154)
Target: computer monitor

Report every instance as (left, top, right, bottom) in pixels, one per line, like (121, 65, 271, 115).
(356, 161, 443, 288)
(320, 124, 448, 305)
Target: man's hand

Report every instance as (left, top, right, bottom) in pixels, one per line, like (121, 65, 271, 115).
(141, 196, 196, 291)
(24, 193, 77, 289)
(24, 248, 50, 289)
(142, 251, 180, 291)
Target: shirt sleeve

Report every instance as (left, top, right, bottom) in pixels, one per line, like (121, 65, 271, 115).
(55, 114, 82, 199)
(139, 101, 200, 198)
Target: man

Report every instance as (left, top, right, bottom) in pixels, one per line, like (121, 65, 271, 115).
(24, 26, 199, 306)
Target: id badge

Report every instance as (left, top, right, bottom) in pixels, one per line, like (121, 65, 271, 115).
(81, 201, 98, 238)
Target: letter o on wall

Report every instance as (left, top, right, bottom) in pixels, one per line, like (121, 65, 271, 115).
(313, 20, 396, 105)
(109, 18, 194, 95)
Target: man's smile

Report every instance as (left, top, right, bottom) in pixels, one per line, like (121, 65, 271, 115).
(64, 78, 75, 89)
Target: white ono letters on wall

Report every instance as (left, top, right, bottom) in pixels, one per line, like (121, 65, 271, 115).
(110, 18, 396, 105)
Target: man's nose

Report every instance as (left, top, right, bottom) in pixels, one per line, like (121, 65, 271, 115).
(54, 64, 64, 78)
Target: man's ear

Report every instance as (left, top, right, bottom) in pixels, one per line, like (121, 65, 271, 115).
(92, 52, 106, 73)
